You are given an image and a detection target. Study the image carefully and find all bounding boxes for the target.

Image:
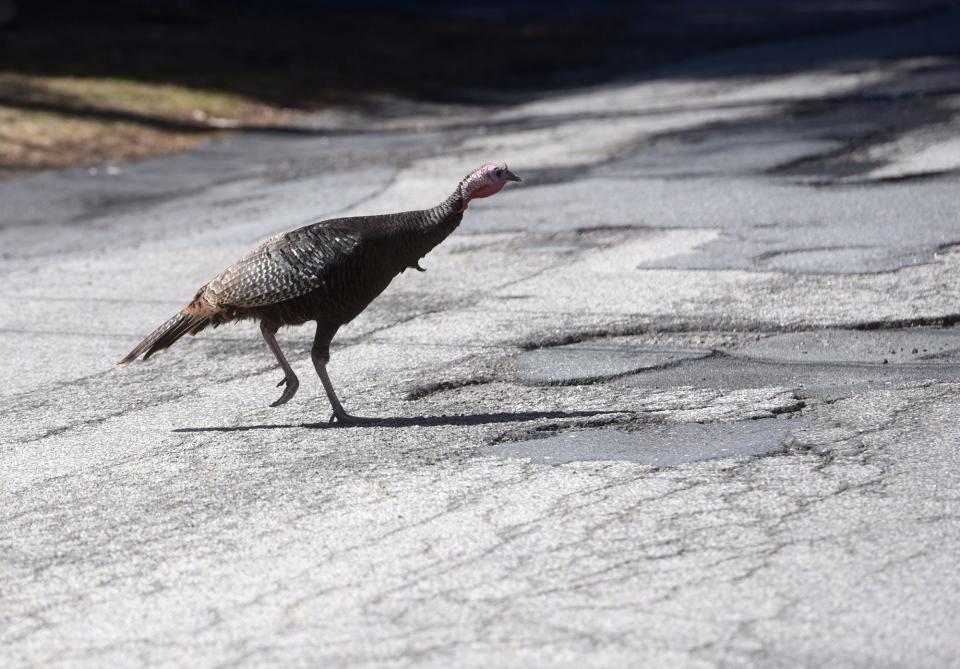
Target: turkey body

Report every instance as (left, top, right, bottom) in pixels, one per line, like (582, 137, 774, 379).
(206, 197, 463, 330)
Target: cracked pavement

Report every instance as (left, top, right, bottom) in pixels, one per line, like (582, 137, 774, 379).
(4, 5, 960, 667)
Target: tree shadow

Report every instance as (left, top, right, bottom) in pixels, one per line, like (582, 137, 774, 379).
(7, 1, 946, 109)
(172, 409, 624, 433)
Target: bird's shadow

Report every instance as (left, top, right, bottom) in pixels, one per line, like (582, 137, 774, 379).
(172, 409, 624, 433)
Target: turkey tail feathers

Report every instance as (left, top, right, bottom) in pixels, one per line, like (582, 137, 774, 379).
(116, 310, 210, 367)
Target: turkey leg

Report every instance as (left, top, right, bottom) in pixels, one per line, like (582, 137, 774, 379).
(311, 322, 367, 425)
(261, 320, 300, 407)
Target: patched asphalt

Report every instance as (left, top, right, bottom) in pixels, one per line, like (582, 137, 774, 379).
(481, 419, 802, 465)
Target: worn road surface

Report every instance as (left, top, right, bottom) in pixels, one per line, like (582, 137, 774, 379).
(4, 7, 960, 668)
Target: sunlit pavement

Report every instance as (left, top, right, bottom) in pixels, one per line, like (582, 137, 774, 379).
(3, 8, 960, 667)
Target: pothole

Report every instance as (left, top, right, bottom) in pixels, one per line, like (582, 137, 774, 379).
(731, 328, 960, 365)
(480, 419, 805, 466)
(514, 339, 713, 386)
(755, 246, 891, 274)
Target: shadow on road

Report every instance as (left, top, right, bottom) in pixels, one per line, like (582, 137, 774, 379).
(10, 1, 945, 108)
(172, 410, 624, 433)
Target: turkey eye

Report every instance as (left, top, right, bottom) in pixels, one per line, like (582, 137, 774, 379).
(495, 169, 503, 177)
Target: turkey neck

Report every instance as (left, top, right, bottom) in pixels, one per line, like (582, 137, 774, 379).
(401, 189, 465, 259)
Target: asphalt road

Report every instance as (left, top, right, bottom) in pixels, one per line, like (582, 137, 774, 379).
(4, 7, 960, 668)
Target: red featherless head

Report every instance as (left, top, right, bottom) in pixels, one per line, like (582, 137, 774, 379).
(459, 163, 521, 210)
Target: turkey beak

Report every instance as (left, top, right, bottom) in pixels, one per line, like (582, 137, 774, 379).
(503, 169, 522, 182)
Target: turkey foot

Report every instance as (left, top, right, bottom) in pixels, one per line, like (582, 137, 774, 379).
(327, 410, 372, 425)
(271, 374, 300, 407)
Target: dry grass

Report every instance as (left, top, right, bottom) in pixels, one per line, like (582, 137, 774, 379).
(0, 73, 292, 171)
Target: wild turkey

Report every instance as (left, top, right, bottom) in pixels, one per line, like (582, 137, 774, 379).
(117, 163, 522, 424)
